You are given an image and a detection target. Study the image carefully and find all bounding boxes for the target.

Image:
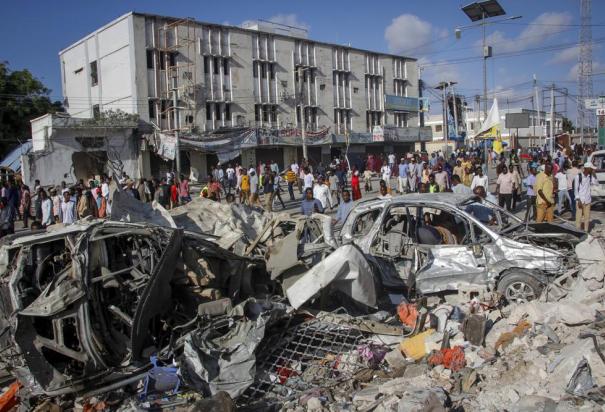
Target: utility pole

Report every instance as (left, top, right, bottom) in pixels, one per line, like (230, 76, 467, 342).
(482, 11, 488, 119)
(549, 84, 555, 154)
(452, 85, 459, 139)
(534, 74, 541, 148)
(171, 76, 181, 175)
(578, 0, 594, 145)
(435, 81, 455, 154)
(298, 67, 308, 161)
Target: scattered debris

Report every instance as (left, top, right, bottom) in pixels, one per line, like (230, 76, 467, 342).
(0, 201, 604, 410)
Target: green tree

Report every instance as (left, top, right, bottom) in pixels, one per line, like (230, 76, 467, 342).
(0, 61, 64, 156)
(562, 117, 574, 133)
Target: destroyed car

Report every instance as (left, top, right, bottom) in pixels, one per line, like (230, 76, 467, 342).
(337, 193, 599, 303)
(0, 221, 273, 396)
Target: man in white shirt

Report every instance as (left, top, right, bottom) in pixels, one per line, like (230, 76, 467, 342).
(470, 167, 488, 191)
(60, 191, 76, 224)
(566, 160, 580, 218)
(388, 153, 396, 170)
(554, 167, 571, 215)
(408, 158, 418, 192)
(226, 164, 236, 194)
(452, 175, 472, 195)
(496, 167, 515, 211)
(303, 168, 314, 191)
(380, 161, 392, 186)
(574, 162, 598, 231)
(313, 176, 332, 210)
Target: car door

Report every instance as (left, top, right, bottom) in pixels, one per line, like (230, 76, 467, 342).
(413, 206, 489, 294)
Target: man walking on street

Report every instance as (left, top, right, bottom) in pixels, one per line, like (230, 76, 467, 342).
(535, 164, 555, 223)
(566, 160, 580, 219)
(272, 171, 285, 210)
(398, 158, 408, 194)
(408, 158, 418, 192)
(524, 166, 537, 222)
(263, 169, 275, 212)
(380, 160, 392, 191)
(554, 165, 571, 216)
(574, 162, 598, 232)
(496, 166, 514, 211)
(285, 166, 297, 201)
(434, 164, 449, 193)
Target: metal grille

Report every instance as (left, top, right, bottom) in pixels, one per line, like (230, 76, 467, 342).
(238, 316, 370, 406)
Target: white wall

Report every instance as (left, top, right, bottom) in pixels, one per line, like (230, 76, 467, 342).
(60, 14, 137, 118)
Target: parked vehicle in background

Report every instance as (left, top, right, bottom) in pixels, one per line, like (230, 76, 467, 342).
(588, 149, 605, 206)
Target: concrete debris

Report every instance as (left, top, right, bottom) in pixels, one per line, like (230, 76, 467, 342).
(1, 198, 605, 411)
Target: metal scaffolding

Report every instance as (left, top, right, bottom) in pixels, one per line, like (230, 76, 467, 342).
(157, 18, 198, 133)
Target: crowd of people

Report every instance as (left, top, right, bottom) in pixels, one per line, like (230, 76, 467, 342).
(0, 142, 600, 239)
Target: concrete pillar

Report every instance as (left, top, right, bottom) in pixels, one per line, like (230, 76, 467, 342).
(138, 150, 152, 179)
(241, 148, 256, 168)
(283, 146, 297, 169)
(190, 152, 208, 182)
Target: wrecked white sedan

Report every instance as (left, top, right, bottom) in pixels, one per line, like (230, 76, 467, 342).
(337, 193, 602, 303)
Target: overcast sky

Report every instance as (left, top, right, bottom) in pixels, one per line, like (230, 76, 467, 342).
(2, 0, 604, 119)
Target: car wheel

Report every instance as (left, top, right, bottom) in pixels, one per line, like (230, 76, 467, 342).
(497, 270, 544, 303)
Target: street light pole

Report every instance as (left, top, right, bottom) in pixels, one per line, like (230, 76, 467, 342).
(298, 67, 308, 161)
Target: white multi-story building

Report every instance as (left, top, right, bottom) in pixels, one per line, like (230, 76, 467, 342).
(26, 12, 431, 185)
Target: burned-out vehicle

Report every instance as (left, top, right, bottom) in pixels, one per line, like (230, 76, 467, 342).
(337, 193, 599, 303)
(0, 221, 273, 396)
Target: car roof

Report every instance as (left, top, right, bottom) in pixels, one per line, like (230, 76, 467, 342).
(353, 193, 478, 208)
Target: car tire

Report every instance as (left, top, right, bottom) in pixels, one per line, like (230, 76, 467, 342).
(497, 270, 544, 304)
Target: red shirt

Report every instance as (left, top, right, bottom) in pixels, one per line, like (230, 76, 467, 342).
(170, 185, 178, 202)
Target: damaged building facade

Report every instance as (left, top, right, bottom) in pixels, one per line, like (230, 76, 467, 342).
(23, 113, 145, 186)
(23, 11, 430, 184)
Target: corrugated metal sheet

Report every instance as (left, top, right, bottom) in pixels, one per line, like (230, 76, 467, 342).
(0, 140, 32, 173)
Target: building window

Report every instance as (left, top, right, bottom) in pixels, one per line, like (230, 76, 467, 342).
(186, 115, 194, 124)
(435, 125, 443, 132)
(261, 63, 267, 79)
(223, 58, 229, 75)
(90, 61, 98, 86)
(253, 62, 258, 78)
(203, 56, 209, 74)
(215, 103, 221, 120)
(159, 52, 166, 69)
(271, 106, 277, 123)
(148, 100, 156, 120)
(270, 63, 275, 80)
(255, 105, 261, 122)
(225, 103, 231, 121)
(262, 105, 269, 122)
(206, 103, 212, 121)
(354, 87, 359, 94)
(146, 50, 154, 69)
(161, 100, 168, 119)
(213, 57, 219, 75)
(168, 53, 176, 67)
(92, 104, 100, 119)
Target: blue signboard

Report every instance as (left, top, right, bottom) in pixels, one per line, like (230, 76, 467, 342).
(384, 95, 419, 112)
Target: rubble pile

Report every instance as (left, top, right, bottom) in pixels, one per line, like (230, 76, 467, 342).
(0, 200, 604, 411)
